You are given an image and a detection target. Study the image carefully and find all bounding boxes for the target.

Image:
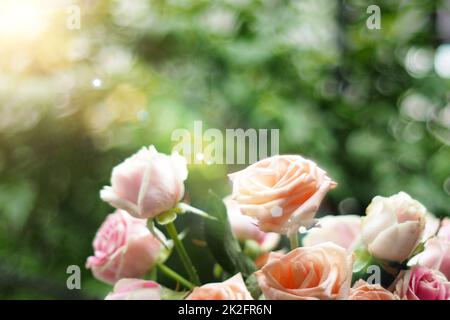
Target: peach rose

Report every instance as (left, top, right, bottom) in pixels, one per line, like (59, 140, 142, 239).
(303, 215, 361, 251)
(224, 197, 280, 252)
(100, 146, 188, 219)
(361, 192, 426, 262)
(86, 210, 165, 284)
(255, 243, 353, 300)
(186, 273, 253, 300)
(229, 155, 336, 234)
(394, 266, 450, 300)
(105, 279, 161, 300)
(348, 280, 396, 300)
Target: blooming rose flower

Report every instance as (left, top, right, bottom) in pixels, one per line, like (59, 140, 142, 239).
(186, 273, 253, 300)
(413, 238, 450, 280)
(229, 155, 336, 234)
(224, 197, 280, 252)
(361, 192, 426, 262)
(100, 146, 188, 219)
(86, 210, 165, 284)
(255, 243, 353, 300)
(394, 266, 450, 300)
(438, 218, 450, 242)
(348, 280, 396, 300)
(303, 215, 361, 251)
(105, 278, 161, 300)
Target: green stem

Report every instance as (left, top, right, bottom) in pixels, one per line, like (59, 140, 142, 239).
(157, 263, 195, 289)
(289, 232, 299, 250)
(165, 222, 201, 285)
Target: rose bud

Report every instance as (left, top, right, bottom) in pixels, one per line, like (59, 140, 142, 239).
(105, 279, 161, 300)
(86, 210, 166, 284)
(413, 238, 450, 280)
(100, 146, 188, 219)
(438, 218, 450, 242)
(394, 266, 450, 300)
(255, 243, 353, 300)
(224, 197, 280, 252)
(348, 280, 396, 300)
(186, 273, 253, 300)
(229, 155, 336, 234)
(361, 192, 426, 263)
(303, 215, 361, 251)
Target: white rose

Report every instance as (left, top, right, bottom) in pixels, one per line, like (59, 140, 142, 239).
(361, 192, 426, 262)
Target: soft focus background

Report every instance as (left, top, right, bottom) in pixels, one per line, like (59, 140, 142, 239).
(0, 0, 449, 299)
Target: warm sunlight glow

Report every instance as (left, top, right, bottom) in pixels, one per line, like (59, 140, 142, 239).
(0, 1, 49, 41)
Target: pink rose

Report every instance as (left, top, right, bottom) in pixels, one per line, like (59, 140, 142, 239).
(229, 155, 336, 234)
(86, 210, 165, 284)
(224, 197, 280, 252)
(303, 215, 361, 251)
(186, 273, 253, 300)
(414, 238, 450, 280)
(438, 218, 450, 242)
(348, 280, 396, 300)
(255, 243, 353, 300)
(105, 279, 161, 300)
(394, 266, 450, 300)
(100, 146, 188, 219)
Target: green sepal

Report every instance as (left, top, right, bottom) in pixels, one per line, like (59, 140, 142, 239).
(156, 210, 178, 225)
(352, 247, 406, 288)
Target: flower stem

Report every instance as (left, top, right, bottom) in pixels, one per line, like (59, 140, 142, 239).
(156, 263, 195, 290)
(289, 232, 299, 250)
(165, 221, 201, 285)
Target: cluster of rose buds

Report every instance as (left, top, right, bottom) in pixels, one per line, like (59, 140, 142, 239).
(86, 146, 450, 300)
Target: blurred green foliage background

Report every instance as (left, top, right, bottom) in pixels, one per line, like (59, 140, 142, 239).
(0, 0, 449, 299)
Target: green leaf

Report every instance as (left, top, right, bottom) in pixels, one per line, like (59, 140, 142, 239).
(203, 190, 257, 278)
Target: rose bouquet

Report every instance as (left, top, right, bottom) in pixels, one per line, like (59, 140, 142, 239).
(87, 146, 450, 300)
